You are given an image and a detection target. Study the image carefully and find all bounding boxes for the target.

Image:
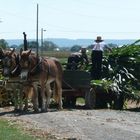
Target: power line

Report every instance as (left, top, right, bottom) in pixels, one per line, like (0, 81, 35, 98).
(0, 9, 35, 22)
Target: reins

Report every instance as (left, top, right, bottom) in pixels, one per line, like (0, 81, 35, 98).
(28, 56, 51, 82)
(41, 57, 51, 81)
(3, 54, 20, 77)
(29, 56, 42, 73)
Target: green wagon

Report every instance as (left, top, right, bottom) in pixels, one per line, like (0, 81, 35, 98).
(62, 70, 95, 108)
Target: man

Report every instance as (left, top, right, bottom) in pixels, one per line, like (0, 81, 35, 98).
(91, 36, 112, 80)
(67, 47, 89, 70)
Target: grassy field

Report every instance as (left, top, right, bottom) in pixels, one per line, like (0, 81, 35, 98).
(41, 50, 70, 60)
(41, 50, 71, 69)
(0, 118, 43, 140)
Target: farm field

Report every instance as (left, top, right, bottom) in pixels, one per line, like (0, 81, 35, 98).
(1, 1, 140, 139)
(0, 106, 140, 140)
(0, 40, 140, 140)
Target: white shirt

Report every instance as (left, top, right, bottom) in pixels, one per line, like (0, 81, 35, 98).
(93, 42, 106, 51)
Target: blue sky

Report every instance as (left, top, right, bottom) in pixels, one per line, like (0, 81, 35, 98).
(0, 0, 140, 39)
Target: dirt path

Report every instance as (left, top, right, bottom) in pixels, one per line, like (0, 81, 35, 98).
(0, 107, 140, 140)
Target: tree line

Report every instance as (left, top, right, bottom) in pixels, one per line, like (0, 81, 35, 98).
(0, 39, 117, 52)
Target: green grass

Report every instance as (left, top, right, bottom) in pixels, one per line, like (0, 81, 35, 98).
(76, 97, 85, 105)
(41, 50, 71, 59)
(0, 119, 39, 140)
(40, 50, 70, 69)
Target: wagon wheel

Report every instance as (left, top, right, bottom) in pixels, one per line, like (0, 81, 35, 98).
(85, 88, 96, 109)
(63, 96, 76, 108)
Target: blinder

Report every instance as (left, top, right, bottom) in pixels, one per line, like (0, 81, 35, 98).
(2, 55, 17, 76)
(19, 54, 41, 80)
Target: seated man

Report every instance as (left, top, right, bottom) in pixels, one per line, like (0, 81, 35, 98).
(66, 47, 89, 70)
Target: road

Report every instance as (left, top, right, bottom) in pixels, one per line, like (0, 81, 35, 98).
(1, 107, 140, 140)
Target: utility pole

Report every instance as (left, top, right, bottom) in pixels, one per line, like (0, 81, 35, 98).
(41, 28, 46, 56)
(36, 4, 39, 58)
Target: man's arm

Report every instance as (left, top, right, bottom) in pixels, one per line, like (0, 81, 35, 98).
(104, 44, 113, 52)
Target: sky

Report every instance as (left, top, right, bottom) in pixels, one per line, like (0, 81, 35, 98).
(0, 0, 140, 40)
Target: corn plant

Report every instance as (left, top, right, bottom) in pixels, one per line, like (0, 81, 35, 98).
(101, 41, 140, 108)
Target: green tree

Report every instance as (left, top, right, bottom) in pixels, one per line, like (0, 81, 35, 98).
(43, 41, 58, 51)
(0, 39, 9, 49)
(107, 43, 118, 48)
(87, 44, 93, 49)
(19, 41, 38, 49)
(28, 41, 38, 49)
(71, 45, 81, 52)
(10, 44, 18, 49)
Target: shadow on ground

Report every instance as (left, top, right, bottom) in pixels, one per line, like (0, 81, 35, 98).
(125, 107, 140, 112)
(0, 105, 140, 117)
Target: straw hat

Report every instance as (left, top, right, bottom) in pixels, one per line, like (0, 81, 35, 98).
(95, 36, 103, 42)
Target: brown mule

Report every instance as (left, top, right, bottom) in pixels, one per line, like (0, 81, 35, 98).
(19, 49, 63, 112)
(1, 48, 19, 77)
(1, 48, 38, 112)
(1, 48, 23, 111)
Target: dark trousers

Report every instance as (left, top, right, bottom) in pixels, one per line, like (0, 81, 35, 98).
(91, 50, 103, 80)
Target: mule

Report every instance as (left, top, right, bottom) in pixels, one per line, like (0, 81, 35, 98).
(19, 49, 63, 112)
(0, 48, 4, 59)
(1, 48, 22, 110)
(1, 48, 21, 77)
(1, 48, 38, 112)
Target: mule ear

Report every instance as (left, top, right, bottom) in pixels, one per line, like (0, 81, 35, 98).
(0, 48, 4, 55)
(12, 48, 15, 51)
(27, 49, 31, 56)
(10, 48, 15, 55)
(20, 48, 23, 55)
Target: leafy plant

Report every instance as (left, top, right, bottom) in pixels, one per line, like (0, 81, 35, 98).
(102, 41, 140, 107)
(90, 40, 140, 109)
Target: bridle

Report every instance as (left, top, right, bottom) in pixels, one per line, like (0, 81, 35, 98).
(19, 54, 42, 75)
(2, 53, 18, 77)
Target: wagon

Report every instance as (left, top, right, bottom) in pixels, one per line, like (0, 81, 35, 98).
(62, 70, 95, 108)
